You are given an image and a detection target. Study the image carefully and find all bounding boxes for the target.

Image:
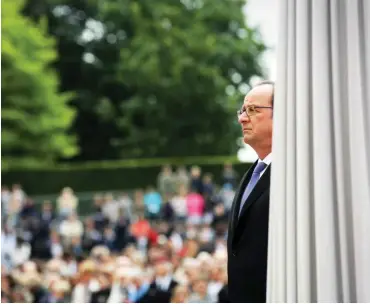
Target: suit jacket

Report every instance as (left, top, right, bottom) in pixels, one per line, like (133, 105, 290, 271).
(227, 161, 271, 303)
(138, 279, 177, 303)
(91, 287, 111, 303)
(217, 284, 229, 303)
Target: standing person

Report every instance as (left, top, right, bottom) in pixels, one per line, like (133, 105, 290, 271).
(189, 166, 203, 195)
(186, 187, 205, 226)
(157, 165, 176, 197)
(143, 186, 162, 221)
(222, 162, 238, 188)
(227, 80, 274, 302)
(174, 166, 190, 193)
(139, 258, 178, 303)
(202, 173, 215, 212)
(57, 187, 78, 219)
(170, 185, 188, 222)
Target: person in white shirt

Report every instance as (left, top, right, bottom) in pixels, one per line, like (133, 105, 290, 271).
(59, 212, 84, 245)
(1, 227, 16, 271)
(170, 184, 188, 221)
(57, 187, 78, 219)
(102, 193, 120, 224)
(12, 237, 31, 267)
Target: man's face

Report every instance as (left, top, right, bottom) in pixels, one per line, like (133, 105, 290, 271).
(43, 203, 52, 212)
(155, 263, 168, 277)
(194, 279, 208, 295)
(238, 84, 273, 147)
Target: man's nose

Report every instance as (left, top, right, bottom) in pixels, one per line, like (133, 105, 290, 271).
(238, 112, 250, 124)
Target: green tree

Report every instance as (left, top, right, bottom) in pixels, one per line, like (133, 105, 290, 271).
(1, 0, 78, 169)
(23, 0, 266, 160)
(111, 0, 265, 157)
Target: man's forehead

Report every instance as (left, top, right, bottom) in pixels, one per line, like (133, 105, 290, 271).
(243, 84, 274, 104)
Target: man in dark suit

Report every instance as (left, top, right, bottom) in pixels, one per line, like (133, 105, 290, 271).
(227, 80, 274, 303)
(139, 257, 178, 303)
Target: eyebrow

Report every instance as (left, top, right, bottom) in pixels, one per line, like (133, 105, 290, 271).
(242, 103, 263, 107)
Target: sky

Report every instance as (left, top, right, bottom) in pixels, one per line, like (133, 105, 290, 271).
(243, 0, 279, 81)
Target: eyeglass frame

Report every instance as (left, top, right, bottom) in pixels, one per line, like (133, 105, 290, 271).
(237, 105, 273, 117)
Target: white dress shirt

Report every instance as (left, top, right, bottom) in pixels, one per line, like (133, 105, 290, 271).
(155, 274, 172, 291)
(258, 152, 272, 178)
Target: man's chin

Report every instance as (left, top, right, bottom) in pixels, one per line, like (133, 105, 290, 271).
(243, 135, 253, 144)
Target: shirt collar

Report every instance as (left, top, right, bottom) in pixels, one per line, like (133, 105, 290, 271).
(258, 152, 272, 166)
(155, 274, 172, 289)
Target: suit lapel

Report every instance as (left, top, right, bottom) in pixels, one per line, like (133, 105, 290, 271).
(228, 162, 257, 248)
(232, 165, 271, 247)
(238, 165, 271, 219)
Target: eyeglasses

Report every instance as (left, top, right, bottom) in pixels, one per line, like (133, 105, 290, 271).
(237, 105, 273, 117)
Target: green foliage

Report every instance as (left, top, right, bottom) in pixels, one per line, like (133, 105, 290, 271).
(1, 0, 78, 169)
(22, 0, 266, 161)
(104, 0, 266, 158)
(2, 155, 250, 195)
(8, 154, 240, 170)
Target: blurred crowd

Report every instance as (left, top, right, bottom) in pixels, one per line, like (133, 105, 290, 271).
(1, 164, 239, 303)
